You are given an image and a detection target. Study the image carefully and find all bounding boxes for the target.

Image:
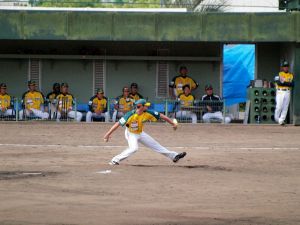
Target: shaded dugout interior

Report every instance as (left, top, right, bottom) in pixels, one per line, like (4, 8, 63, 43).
(0, 10, 299, 124)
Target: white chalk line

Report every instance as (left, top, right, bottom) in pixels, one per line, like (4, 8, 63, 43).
(0, 143, 299, 151)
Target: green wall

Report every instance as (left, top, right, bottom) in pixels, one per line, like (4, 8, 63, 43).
(41, 60, 93, 103)
(0, 10, 299, 43)
(0, 59, 28, 98)
(106, 61, 156, 100)
(257, 44, 280, 82)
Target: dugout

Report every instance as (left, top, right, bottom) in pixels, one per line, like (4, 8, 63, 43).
(0, 9, 300, 124)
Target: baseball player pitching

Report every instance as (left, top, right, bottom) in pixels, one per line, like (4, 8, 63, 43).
(103, 99, 186, 165)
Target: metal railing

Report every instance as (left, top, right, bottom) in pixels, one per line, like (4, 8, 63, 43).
(1, 98, 230, 123)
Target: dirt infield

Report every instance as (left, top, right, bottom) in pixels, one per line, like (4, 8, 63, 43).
(0, 122, 300, 225)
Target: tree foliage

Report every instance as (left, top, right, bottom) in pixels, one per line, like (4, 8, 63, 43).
(31, 0, 227, 11)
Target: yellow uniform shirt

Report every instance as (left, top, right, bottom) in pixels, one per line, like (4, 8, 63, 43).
(0, 94, 11, 109)
(46, 92, 60, 103)
(56, 93, 74, 112)
(116, 96, 134, 112)
(88, 95, 108, 112)
(276, 71, 294, 90)
(119, 110, 160, 134)
(22, 91, 45, 110)
(178, 93, 195, 107)
(129, 93, 143, 101)
(170, 75, 198, 96)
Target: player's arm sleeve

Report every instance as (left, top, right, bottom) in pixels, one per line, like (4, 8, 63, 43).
(169, 77, 176, 88)
(21, 92, 27, 108)
(41, 92, 47, 106)
(88, 96, 94, 112)
(118, 111, 133, 127)
(146, 110, 161, 121)
(191, 78, 199, 89)
(103, 97, 108, 113)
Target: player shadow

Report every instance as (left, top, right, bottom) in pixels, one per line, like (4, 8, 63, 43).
(130, 164, 232, 171)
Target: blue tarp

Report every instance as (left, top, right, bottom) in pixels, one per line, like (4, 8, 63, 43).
(223, 44, 255, 106)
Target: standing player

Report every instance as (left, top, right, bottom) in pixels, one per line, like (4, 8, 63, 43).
(56, 83, 82, 122)
(169, 66, 198, 98)
(19, 80, 49, 120)
(86, 88, 110, 122)
(0, 83, 14, 118)
(274, 61, 294, 125)
(104, 99, 187, 165)
(112, 86, 134, 122)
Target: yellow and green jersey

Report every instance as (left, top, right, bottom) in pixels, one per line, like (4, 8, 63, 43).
(178, 93, 195, 107)
(46, 91, 60, 103)
(275, 71, 294, 90)
(169, 75, 198, 96)
(88, 95, 108, 113)
(116, 96, 134, 112)
(129, 93, 143, 101)
(0, 94, 11, 109)
(119, 110, 160, 134)
(22, 91, 45, 110)
(56, 93, 74, 112)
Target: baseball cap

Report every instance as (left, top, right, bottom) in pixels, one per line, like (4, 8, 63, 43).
(131, 83, 138, 88)
(179, 66, 187, 71)
(53, 82, 60, 88)
(28, 80, 36, 86)
(135, 99, 151, 107)
(96, 88, 104, 94)
(205, 84, 213, 90)
(61, 82, 69, 87)
(0, 83, 7, 88)
(281, 61, 289, 67)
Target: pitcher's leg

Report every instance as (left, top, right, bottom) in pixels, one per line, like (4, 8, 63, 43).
(111, 130, 139, 163)
(139, 132, 178, 160)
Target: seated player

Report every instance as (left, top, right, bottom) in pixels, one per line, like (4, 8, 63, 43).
(56, 83, 82, 122)
(86, 88, 110, 122)
(112, 86, 134, 122)
(175, 84, 197, 124)
(46, 82, 60, 119)
(0, 83, 14, 118)
(129, 82, 143, 101)
(201, 84, 231, 124)
(19, 80, 49, 120)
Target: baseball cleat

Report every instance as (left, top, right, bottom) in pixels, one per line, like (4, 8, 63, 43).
(173, 152, 187, 163)
(109, 160, 119, 166)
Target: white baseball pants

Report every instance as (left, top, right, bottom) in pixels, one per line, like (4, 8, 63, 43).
(19, 109, 49, 120)
(0, 109, 14, 117)
(57, 111, 82, 122)
(275, 90, 290, 124)
(176, 110, 197, 124)
(86, 111, 110, 122)
(202, 111, 231, 124)
(111, 128, 178, 163)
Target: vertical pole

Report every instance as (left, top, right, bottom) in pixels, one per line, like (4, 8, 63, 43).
(16, 98, 19, 122)
(165, 99, 168, 116)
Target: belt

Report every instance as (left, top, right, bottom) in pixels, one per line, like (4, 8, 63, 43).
(277, 88, 289, 91)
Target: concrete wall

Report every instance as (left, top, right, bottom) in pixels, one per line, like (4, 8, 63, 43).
(0, 59, 28, 98)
